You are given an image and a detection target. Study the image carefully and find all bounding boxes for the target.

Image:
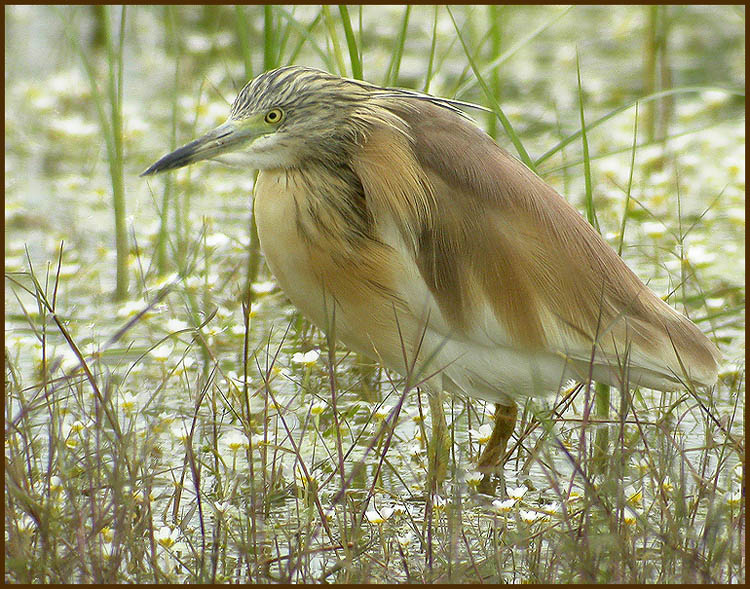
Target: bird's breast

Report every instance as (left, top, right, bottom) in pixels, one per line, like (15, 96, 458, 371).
(253, 169, 415, 369)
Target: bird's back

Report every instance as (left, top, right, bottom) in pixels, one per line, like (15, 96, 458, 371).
(363, 97, 721, 393)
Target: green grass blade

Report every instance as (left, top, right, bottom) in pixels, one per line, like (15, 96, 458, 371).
(322, 5, 347, 76)
(383, 5, 411, 86)
(338, 5, 362, 79)
(534, 86, 744, 168)
(576, 50, 599, 232)
(447, 6, 535, 171)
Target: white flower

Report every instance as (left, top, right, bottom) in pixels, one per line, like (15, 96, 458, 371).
(311, 400, 328, 416)
(469, 423, 494, 445)
(432, 496, 447, 511)
(251, 280, 276, 295)
(204, 232, 230, 249)
(373, 404, 393, 420)
(212, 501, 236, 517)
(507, 486, 527, 502)
(100, 526, 114, 543)
(568, 490, 583, 502)
(170, 422, 189, 444)
(685, 244, 716, 267)
(408, 407, 424, 423)
(633, 458, 651, 474)
(82, 342, 99, 356)
(408, 443, 423, 458)
(465, 470, 483, 488)
(295, 469, 318, 489)
(520, 509, 540, 523)
(725, 489, 742, 507)
(365, 506, 394, 524)
(701, 89, 730, 106)
(291, 350, 319, 365)
(119, 390, 142, 414)
(641, 221, 666, 238)
(184, 275, 203, 292)
(117, 300, 149, 319)
(492, 499, 515, 514)
(223, 430, 248, 453)
(156, 526, 179, 549)
(397, 531, 413, 547)
(66, 419, 86, 435)
(150, 341, 173, 362)
(149, 272, 179, 290)
(49, 115, 98, 138)
(166, 318, 190, 332)
(16, 514, 36, 535)
(49, 476, 64, 493)
(625, 485, 642, 507)
(101, 542, 115, 560)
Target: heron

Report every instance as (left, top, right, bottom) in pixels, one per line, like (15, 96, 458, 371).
(143, 65, 721, 496)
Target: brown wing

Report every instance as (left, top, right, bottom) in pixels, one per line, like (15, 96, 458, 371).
(377, 98, 721, 389)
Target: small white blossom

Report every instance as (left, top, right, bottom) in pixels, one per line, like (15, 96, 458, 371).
(251, 280, 276, 295)
(119, 390, 144, 414)
(117, 300, 149, 319)
(432, 496, 447, 511)
(100, 526, 114, 543)
(156, 526, 179, 549)
(725, 489, 742, 507)
(311, 400, 328, 416)
(204, 232, 230, 249)
(465, 470, 483, 489)
(397, 531, 413, 547)
(507, 486, 528, 502)
(634, 458, 651, 474)
(49, 476, 64, 493)
(212, 501, 236, 517)
(101, 542, 115, 560)
(150, 341, 173, 362)
(408, 407, 424, 423)
(408, 443, 423, 458)
(568, 490, 583, 502)
(469, 423, 494, 445)
(223, 429, 248, 453)
(166, 318, 190, 332)
(365, 506, 394, 524)
(291, 350, 319, 365)
(625, 485, 642, 507)
(373, 404, 393, 420)
(16, 514, 36, 535)
(492, 499, 515, 513)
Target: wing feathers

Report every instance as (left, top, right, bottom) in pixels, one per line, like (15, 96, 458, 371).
(354, 98, 720, 390)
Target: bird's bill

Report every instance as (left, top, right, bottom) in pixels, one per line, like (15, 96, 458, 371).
(141, 118, 263, 176)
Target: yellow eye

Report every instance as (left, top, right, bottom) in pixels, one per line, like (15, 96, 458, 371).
(264, 108, 284, 125)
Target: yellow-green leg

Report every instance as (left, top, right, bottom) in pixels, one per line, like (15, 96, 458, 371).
(427, 390, 450, 495)
(477, 402, 517, 496)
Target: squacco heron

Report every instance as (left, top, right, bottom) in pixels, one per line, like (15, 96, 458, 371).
(143, 66, 721, 495)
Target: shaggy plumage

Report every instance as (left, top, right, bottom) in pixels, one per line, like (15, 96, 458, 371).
(144, 65, 721, 494)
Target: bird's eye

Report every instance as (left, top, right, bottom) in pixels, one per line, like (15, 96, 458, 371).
(264, 108, 284, 125)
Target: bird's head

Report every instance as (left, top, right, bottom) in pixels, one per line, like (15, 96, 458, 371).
(141, 66, 405, 175)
